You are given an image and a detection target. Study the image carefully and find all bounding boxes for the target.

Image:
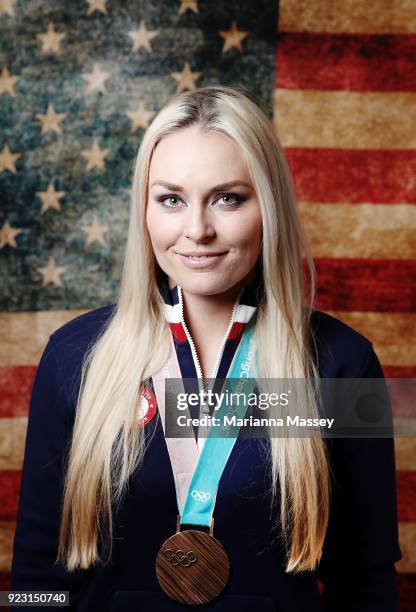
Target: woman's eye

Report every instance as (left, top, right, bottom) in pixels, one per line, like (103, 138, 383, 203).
(217, 193, 243, 207)
(159, 195, 183, 208)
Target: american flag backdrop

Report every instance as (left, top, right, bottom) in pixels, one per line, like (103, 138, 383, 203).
(0, 0, 415, 608)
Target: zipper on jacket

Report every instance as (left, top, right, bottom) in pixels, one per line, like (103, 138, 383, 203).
(177, 285, 243, 413)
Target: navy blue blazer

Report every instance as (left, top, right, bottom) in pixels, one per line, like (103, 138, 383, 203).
(11, 303, 402, 612)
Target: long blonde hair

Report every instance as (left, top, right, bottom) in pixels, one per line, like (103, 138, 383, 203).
(57, 85, 330, 573)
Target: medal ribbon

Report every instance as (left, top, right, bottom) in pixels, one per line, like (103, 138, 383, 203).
(153, 318, 259, 528)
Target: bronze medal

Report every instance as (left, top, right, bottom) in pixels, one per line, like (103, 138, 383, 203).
(155, 517, 230, 605)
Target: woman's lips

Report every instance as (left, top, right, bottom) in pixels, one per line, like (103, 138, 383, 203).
(177, 252, 227, 269)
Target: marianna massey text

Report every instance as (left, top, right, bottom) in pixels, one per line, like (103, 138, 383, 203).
(177, 415, 335, 429)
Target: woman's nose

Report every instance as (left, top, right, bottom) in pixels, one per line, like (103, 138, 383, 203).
(183, 205, 215, 241)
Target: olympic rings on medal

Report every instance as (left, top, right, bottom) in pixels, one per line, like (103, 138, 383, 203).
(191, 489, 211, 502)
(164, 548, 198, 567)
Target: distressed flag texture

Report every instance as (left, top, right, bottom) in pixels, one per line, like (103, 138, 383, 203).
(276, 1, 416, 608)
(0, 0, 415, 608)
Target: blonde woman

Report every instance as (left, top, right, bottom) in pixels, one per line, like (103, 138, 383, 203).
(12, 86, 401, 611)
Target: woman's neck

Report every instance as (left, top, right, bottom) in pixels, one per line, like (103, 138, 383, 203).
(180, 287, 242, 379)
(181, 286, 241, 339)
(166, 266, 258, 362)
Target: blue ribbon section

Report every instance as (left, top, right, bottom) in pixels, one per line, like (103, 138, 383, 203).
(181, 320, 259, 527)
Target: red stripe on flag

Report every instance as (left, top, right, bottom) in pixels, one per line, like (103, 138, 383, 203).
(0, 366, 36, 418)
(313, 258, 416, 312)
(0, 470, 21, 521)
(285, 148, 416, 205)
(276, 32, 416, 92)
(0, 572, 11, 591)
(387, 380, 416, 419)
(382, 366, 416, 378)
(397, 573, 416, 611)
(397, 472, 416, 522)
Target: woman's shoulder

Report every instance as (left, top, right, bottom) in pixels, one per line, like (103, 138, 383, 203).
(43, 303, 117, 406)
(309, 308, 378, 378)
(50, 303, 116, 351)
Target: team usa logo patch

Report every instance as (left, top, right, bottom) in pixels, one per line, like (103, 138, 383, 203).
(137, 386, 158, 426)
(121, 386, 158, 429)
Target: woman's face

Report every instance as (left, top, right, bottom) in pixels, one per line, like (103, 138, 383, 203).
(146, 126, 263, 298)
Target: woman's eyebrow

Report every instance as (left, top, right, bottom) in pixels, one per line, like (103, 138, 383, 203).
(149, 180, 251, 192)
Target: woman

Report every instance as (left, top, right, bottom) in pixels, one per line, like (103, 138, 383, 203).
(11, 86, 402, 611)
